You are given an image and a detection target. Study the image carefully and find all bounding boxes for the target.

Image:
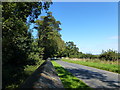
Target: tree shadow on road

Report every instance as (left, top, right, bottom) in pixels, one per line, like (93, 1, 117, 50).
(65, 67, 120, 88)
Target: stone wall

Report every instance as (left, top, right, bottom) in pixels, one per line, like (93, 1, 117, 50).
(19, 60, 64, 88)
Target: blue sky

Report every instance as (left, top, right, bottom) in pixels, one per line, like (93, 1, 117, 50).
(32, 2, 118, 55)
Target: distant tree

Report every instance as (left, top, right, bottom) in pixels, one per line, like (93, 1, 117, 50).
(84, 53, 95, 59)
(99, 49, 118, 61)
(63, 41, 79, 58)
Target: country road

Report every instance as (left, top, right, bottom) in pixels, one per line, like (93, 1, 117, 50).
(55, 60, 120, 88)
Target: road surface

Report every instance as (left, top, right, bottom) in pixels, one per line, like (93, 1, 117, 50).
(55, 60, 120, 88)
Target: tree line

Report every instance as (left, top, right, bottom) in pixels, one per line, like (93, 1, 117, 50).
(2, 2, 119, 89)
(61, 41, 119, 61)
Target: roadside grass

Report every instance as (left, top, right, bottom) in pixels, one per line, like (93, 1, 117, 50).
(67, 58, 118, 65)
(24, 60, 45, 76)
(6, 60, 45, 88)
(51, 60, 92, 89)
(62, 59, 119, 74)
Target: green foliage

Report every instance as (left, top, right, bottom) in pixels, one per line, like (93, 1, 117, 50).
(2, 18, 33, 88)
(63, 41, 79, 58)
(27, 40, 44, 65)
(35, 12, 65, 59)
(6, 60, 45, 88)
(2, 2, 52, 88)
(51, 61, 91, 88)
(99, 49, 118, 61)
(80, 53, 97, 59)
(62, 41, 98, 59)
(62, 41, 118, 61)
(2, 2, 52, 23)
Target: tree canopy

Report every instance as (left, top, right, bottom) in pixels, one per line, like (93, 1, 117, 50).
(2, 2, 52, 88)
(35, 12, 65, 59)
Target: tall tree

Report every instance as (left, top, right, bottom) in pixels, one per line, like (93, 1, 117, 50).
(35, 12, 64, 59)
(2, 2, 52, 88)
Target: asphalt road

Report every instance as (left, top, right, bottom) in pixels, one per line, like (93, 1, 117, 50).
(55, 60, 120, 88)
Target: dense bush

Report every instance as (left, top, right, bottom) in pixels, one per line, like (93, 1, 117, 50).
(99, 49, 118, 61)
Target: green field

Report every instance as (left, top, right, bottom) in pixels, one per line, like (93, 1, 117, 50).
(62, 59, 119, 74)
(51, 60, 91, 89)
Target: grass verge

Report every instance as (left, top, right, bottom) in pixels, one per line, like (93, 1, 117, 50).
(51, 60, 92, 89)
(6, 60, 45, 88)
(24, 60, 45, 76)
(62, 59, 119, 74)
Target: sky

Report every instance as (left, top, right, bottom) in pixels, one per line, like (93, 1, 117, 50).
(32, 2, 118, 55)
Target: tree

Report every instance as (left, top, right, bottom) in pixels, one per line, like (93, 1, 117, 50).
(35, 12, 64, 60)
(63, 41, 79, 58)
(99, 49, 118, 61)
(2, 2, 52, 88)
(84, 53, 95, 59)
